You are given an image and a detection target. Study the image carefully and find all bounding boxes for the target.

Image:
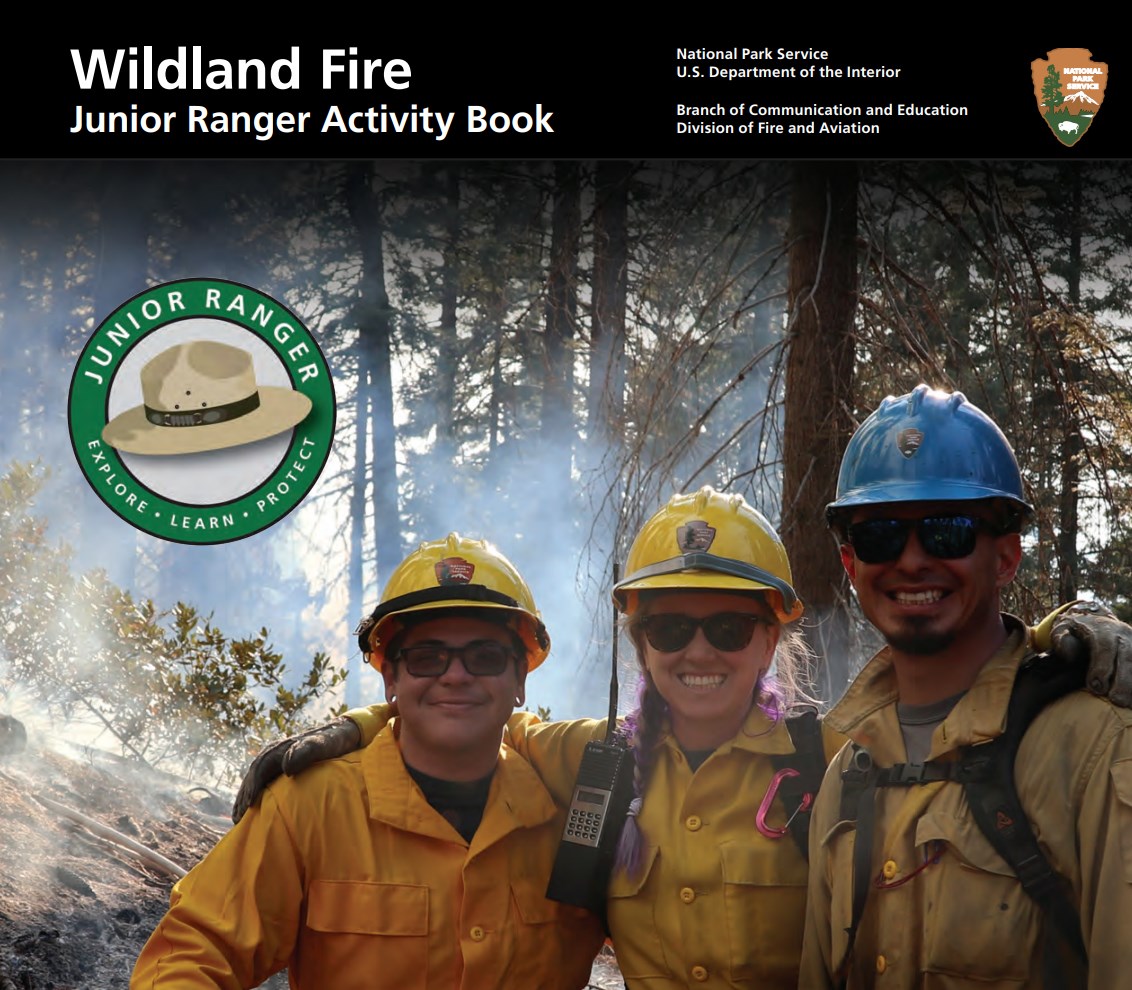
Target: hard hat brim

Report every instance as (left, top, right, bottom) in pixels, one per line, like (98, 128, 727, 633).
(613, 569, 803, 624)
(828, 481, 1034, 515)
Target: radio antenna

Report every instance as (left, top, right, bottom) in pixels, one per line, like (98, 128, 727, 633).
(606, 560, 620, 742)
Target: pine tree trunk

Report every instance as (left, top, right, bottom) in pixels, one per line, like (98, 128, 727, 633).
(781, 162, 858, 700)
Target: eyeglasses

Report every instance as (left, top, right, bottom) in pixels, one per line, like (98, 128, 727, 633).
(395, 640, 516, 677)
(638, 612, 769, 653)
(844, 515, 999, 565)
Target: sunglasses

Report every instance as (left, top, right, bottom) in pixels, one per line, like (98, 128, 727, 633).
(638, 612, 769, 653)
(844, 515, 1000, 565)
(395, 640, 516, 677)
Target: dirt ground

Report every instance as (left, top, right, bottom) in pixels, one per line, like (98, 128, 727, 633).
(0, 738, 226, 988)
(0, 731, 623, 989)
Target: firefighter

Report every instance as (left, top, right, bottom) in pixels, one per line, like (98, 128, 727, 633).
(131, 535, 605, 990)
(235, 489, 840, 987)
(801, 384, 1132, 988)
(233, 492, 1132, 989)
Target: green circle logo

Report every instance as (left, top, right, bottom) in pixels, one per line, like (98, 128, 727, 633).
(68, 278, 335, 545)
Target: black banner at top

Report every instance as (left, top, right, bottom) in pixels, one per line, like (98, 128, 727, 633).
(10, 27, 1124, 159)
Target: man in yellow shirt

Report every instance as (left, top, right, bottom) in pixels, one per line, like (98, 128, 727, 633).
(131, 535, 604, 989)
(802, 385, 1132, 989)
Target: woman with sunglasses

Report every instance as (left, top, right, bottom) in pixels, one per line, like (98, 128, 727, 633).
(244, 487, 832, 988)
(498, 486, 831, 988)
(233, 490, 1129, 988)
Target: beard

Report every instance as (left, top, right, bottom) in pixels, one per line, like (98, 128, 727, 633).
(884, 616, 957, 656)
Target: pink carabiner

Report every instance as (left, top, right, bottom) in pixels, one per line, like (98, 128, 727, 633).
(755, 767, 814, 839)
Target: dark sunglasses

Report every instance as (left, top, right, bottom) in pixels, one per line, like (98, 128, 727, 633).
(395, 640, 516, 677)
(639, 612, 769, 653)
(844, 515, 1000, 565)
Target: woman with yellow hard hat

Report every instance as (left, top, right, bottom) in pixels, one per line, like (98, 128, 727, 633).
(237, 487, 830, 987)
(233, 482, 1123, 988)
(505, 485, 831, 987)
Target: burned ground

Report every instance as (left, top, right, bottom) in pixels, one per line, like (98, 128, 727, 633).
(0, 737, 226, 988)
(0, 731, 622, 989)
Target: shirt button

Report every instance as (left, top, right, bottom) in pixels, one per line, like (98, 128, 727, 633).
(876, 955, 887, 973)
(686, 815, 702, 831)
(680, 887, 696, 904)
(470, 926, 485, 942)
(691, 965, 708, 981)
(882, 859, 898, 880)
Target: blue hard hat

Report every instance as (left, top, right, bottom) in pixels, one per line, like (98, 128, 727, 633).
(826, 384, 1033, 527)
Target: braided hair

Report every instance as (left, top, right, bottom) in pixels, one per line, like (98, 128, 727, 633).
(611, 600, 813, 880)
(613, 674, 669, 878)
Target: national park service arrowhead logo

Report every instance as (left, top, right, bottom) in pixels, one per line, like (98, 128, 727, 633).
(897, 428, 924, 458)
(1031, 48, 1108, 147)
(676, 521, 716, 552)
(435, 557, 475, 585)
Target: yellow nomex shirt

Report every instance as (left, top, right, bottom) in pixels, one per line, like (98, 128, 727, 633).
(801, 620, 1132, 989)
(131, 724, 604, 989)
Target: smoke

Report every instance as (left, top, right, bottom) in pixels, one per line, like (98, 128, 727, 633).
(1, 158, 796, 735)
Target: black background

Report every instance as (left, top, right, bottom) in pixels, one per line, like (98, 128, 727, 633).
(13, 29, 1122, 159)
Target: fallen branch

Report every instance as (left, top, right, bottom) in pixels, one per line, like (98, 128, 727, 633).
(34, 793, 188, 879)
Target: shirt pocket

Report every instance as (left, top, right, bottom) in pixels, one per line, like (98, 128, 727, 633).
(305, 879, 429, 982)
(607, 844, 673, 979)
(510, 875, 595, 928)
(915, 809, 1039, 983)
(719, 839, 807, 984)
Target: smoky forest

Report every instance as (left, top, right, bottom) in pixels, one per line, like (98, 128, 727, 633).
(1, 159, 1131, 793)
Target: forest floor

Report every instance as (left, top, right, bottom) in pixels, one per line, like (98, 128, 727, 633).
(0, 728, 623, 989)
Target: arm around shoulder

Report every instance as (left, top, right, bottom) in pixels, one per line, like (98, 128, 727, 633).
(346, 703, 393, 746)
(503, 714, 608, 807)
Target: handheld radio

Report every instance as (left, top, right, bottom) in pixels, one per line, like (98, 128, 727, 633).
(545, 562, 635, 915)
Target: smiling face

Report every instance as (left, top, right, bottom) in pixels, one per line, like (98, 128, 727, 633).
(840, 500, 1022, 700)
(381, 613, 526, 781)
(635, 590, 780, 750)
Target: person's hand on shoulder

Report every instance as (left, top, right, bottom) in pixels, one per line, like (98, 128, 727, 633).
(232, 715, 364, 823)
(1034, 600, 1132, 707)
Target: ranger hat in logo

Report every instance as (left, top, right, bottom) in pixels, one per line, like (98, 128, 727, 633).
(69, 278, 335, 546)
(101, 340, 313, 455)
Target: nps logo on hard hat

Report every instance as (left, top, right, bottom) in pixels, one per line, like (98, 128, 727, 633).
(1031, 48, 1108, 146)
(68, 278, 335, 545)
(676, 520, 716, 552)
(897, 428, 924, 458)
(435, 557, 475, 585)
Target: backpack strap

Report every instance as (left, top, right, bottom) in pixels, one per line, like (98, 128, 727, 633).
(835, 746, 958, 986)
(954, 654, 1087, 969)
(769, 709, 827, 860)
(834, 653, 1088, 988)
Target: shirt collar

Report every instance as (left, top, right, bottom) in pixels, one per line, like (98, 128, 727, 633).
(364, 722, 558, 842)
(825, 614, 1030, 759)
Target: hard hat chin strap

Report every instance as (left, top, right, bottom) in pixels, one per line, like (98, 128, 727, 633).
(617, 552, 798, 613)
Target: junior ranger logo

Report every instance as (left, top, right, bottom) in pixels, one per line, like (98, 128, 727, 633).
(68, 278, 335, 545)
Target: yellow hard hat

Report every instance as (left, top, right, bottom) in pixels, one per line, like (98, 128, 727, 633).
(613, 487, 803, 623)
(355, 534, 551, 670)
